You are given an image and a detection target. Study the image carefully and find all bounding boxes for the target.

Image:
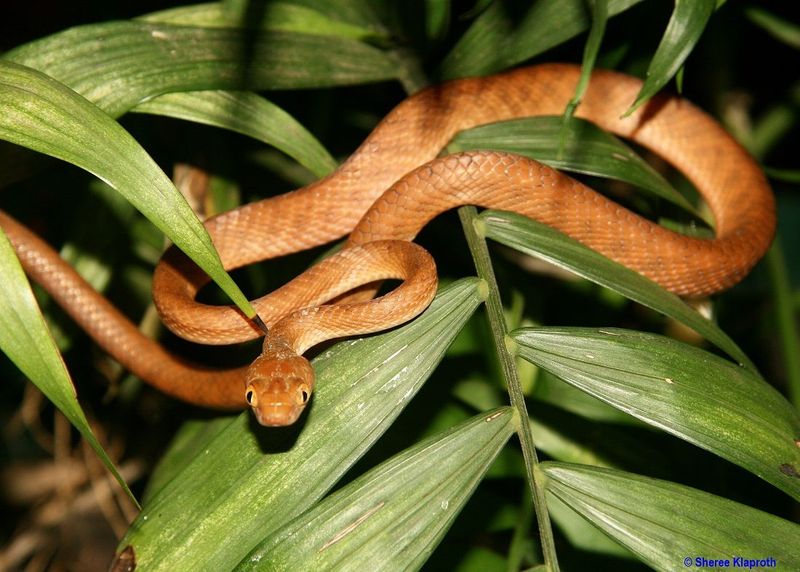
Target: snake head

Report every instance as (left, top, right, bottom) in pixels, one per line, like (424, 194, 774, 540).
(244, 340, 315, 427)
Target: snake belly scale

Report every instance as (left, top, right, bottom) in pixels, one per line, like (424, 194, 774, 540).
(1, 64, 775, 426)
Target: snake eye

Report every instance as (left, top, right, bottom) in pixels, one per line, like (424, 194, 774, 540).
(298, 385, 310, 404)
(245, 389, 256, 406)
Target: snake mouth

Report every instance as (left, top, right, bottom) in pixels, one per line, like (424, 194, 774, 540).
(252, 403, 304, 427)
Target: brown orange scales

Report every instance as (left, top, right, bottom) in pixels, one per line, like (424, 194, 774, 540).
(1, 64, 775, 426)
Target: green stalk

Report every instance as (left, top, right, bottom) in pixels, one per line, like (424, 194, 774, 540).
(730, 93, 800, 409)
(394, 49, 559, 569)
(765, 240, 800, 408)
(389, 46, 430, 95)
(316, 41, 563, 554)
(458, 206, 560, 571)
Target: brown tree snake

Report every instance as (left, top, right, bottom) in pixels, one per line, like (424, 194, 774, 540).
(0, 64, 776, 426)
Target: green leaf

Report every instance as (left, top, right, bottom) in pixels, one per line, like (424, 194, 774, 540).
(0, 60, 254, 317)
(238, 408, 515, 570)
(745, 6, 800, 50)
(133, 90, 337, 178)
(530, 370, 644, 426)
(142, 415, 237, 505)
(564, 0, 608, 120)
(764, 167, 800, 184)
(4, 21, 397, 117)
(448, 116, 695, 213)
(625, 0, 716, 116)
(513, 328, 800, 499)
(119, 278, 485, 571)
(425, 0, 451, 41)
(439, 0, 643, 79)
(0, 227, 136, 504)
(138, 2, 235, 26)
(451, 371, 654, 470)
(479, 210, 754, 370)
(217, 0, 387, 32)
(542, 462, 800, 571)
(141, 0, 385, 42)
(546, 493, 634, 558)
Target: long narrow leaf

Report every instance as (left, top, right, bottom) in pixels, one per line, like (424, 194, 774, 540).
(119, 278, 485, 571)
(142, 415, 237, 505)
(448, 116, 694, 213)
(439, 0, 643, 78)
(546, 494, 634, 558)
(625, 0, 716, 116)
(0, 60, 254, 316)
(513, 327, 800, 499)
(238, 408, 515, 570)
(542, 462, 800, 571)
(133, 90, 337, 178)
(141, 0, 385, 41)
(564, 0, 609, 120)
(217, 0, 388, 32)
(480, 211, 754, 370)
(746, 6, 800, 49)
(0, 228, 135, 502)
(4, 21, 397, 117)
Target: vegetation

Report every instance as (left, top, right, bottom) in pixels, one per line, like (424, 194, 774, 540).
(0, 1, 797, 570)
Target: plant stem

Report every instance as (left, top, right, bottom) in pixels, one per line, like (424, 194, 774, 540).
(390, 46, 430, 93)
(765, 240, 800, 408)
(458, 206, 559, 571)
(730, 97, 800, 409)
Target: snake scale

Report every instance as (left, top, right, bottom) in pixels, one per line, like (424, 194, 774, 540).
(1, 64, 775, 426)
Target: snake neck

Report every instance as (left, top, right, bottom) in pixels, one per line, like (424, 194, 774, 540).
(244, 334, 315, 427)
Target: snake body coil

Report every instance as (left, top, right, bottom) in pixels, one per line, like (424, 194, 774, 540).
(1, 64, 775, 426)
